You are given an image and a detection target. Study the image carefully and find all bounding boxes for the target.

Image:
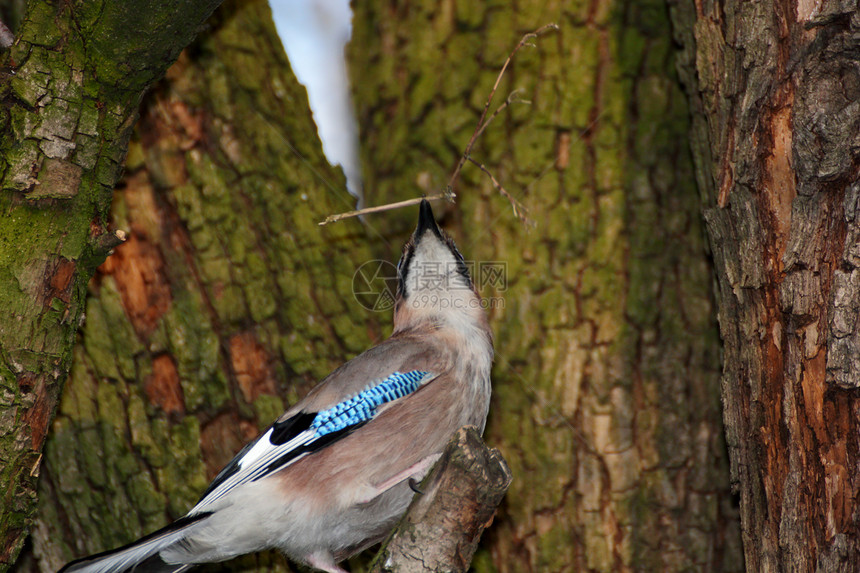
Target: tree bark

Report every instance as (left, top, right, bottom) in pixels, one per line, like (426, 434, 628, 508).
(349, 1, 742, 572)
(0, 0, 222, 567)
(10, 1, 381, 571)
(671, 0, 860, 570)
(4, 0, 781, 571)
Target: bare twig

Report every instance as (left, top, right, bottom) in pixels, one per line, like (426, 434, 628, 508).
(467, 157, 531, 226)
(318, 190, 455, 226)
(447, 23, 558, 191)
(318, 23, 557, 227)
(471, 89, 529, 150)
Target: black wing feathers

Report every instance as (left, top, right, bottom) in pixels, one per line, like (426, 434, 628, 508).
(200, 409, 351, 501)
(270, 412, 316, 445)
(199, 412, 317, 501)
(261, 421, 368, 478)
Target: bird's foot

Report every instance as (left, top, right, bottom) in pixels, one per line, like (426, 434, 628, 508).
(306, 551, 349, 573)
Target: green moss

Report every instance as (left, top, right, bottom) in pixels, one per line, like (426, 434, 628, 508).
(78, 425, 108, 488)
(172, 183, 205, 230)
(537, 515, 576, 569)
(191, 157, 230, 203)
(277, 333, 312, 378)
(199, 254, 233, 285)
(330, 312, 368, 354)
(470, 548, 498, 573)
(253, 394, 285, 430)
(81, 300, 123, 381)
(561, 30, 601, 128)
(626, 265, 660, 328)
(162, 298, 230, 412)
(57, 350, 94, 422)
(618, 30, 645, 79)
(9, 67, 48, 108)
(452, 0, 482, 26)
(0, 0, 326, 566)
(589, 195, 625, 264)
(126, 472, 166, 532)
(214, 284, 247, 325)
(513, 124, 555, 171)
(244, 279, 277, 322)
(8, 101, 35, 141)
(94, 154, 122, 187)
(160, 417, 209, 516)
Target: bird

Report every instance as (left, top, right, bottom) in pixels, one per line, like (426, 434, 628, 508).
(60, 199, 494, 573)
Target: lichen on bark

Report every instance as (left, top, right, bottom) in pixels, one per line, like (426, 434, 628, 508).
(12, 1, 381, 572)
(348, 0, 741, 571)
(0, 0, 224, 567)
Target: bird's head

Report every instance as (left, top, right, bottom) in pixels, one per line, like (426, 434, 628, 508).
(393, 200, 487, 334)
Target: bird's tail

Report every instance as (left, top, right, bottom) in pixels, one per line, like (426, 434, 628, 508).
(59, 513, 211, 573)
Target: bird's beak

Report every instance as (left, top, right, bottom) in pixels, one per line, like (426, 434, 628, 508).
(414, 199, 443, 241)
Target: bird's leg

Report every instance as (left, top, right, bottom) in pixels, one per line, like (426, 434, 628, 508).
(306, 551, 349, 573)
(408, 477, 423, 494)
(358, 454, 441, 504)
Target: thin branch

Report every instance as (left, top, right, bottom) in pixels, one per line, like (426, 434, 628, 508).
(318, 190, 455, 226)
(467, 157, 531, 226)
(471, 89, 529, 149)
(447, 24, 558, 191)
(318, 23, 557, 227)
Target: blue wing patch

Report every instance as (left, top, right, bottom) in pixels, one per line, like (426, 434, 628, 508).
(191, 371, 434, 513)
(311, 370, 429, 436)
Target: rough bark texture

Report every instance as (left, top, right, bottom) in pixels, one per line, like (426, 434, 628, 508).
(0, 0, 223, 567)
(349, 1, 742, 572)
(9, 1, 381, 572)
(670, 0, 860, 570)
(370, 427, 512, 573)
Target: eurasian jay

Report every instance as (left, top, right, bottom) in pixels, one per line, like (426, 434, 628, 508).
(60, 199, 494, 573)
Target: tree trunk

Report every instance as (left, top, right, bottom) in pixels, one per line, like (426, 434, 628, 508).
(9, 1, 382, 571)
(671, 0, 860, 570)
(349, 1, 742, 572)
(0, 0, 223, 567)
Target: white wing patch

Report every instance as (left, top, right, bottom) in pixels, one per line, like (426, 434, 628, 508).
(190, 371, 436, 514)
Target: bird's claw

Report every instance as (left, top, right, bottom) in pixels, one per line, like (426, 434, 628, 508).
(408, 478, 423, 494)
